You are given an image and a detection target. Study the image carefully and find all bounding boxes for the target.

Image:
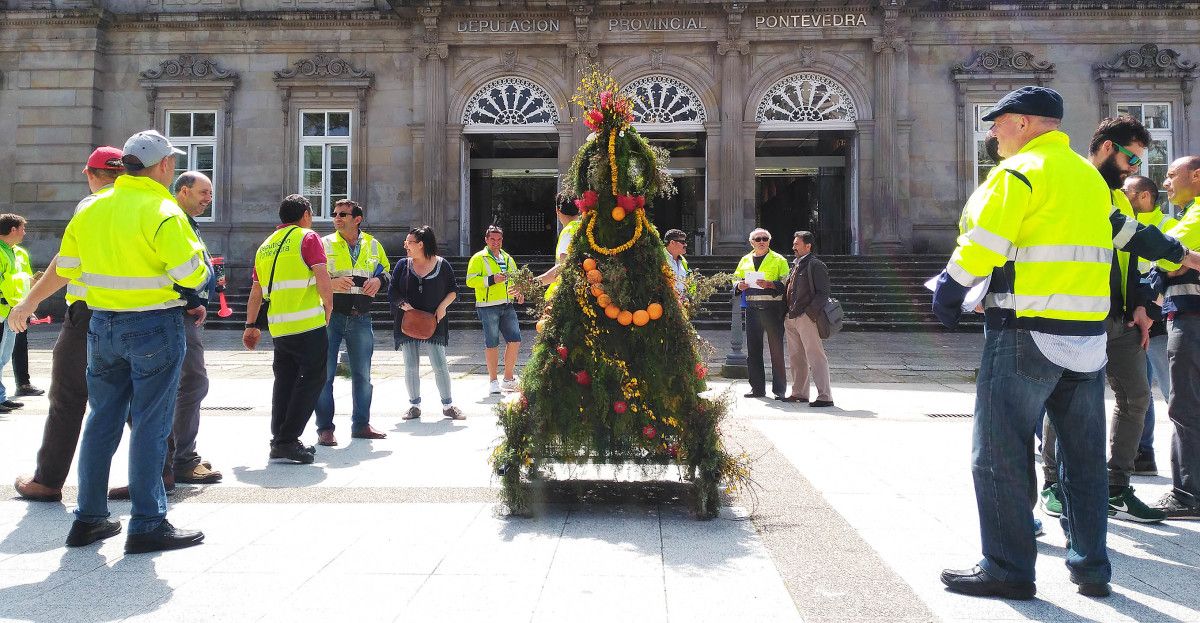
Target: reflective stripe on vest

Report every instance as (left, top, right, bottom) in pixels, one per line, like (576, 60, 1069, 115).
(82, 273, 172, 290)
(1012, 245, 1112, 264)
(965, 226, 1015, 259)
(57, 256, 81, 269)
(985, 292, 1110, 314)
(1166, 283, 1200, 298)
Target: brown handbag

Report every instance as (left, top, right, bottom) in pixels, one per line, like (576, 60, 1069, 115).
(401, 308, 437, 340)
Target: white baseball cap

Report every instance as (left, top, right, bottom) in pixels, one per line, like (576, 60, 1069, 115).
(122, 130, 185, 170)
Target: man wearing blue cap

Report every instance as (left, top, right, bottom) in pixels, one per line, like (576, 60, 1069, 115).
(933, 86, 1116, 599)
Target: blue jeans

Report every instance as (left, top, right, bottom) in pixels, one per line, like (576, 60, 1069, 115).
(0, 322, 17, 404)
(1139, 334, 1171, 454)
(972, 328, 1110, 584)
(402, 341, 451, 406)
(315, 312, 374, 433)
(76, 309, 185, 535)
(477, 304, 521, 349)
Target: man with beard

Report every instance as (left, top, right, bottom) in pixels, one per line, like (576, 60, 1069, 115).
(1039, 117, 1200, 525)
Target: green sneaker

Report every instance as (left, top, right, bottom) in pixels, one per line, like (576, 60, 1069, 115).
(1109, 486, 1166, 524)
(1040, 483, 1063, 517)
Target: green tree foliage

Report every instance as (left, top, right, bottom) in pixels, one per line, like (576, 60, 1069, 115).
(493, 69, 747, 518)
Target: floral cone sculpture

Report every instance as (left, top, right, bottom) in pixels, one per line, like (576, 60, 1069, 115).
(492, 68, 748, 518)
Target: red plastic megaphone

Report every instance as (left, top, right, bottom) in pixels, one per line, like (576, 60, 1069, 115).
(211, 256, 234, 318)
(29, 316, 52, 325)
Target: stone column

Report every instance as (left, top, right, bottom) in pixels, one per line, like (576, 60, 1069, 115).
(419, 43, 449, 228)
(717, 40, 749, 251)
(868, 33, 906, 253)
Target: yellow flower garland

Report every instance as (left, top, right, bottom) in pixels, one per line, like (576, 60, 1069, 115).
(608, 129, 619, 196)
(586, 210, 645, 256)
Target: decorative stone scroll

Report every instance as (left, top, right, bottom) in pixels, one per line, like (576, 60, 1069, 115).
(138, 55, 240, 121)
(624, 75, 707, 125)
(461, 76, 560, 126)
(1094, 44, 1197, 114)
(755, 72, 858, 123)
(952, 46, 1055, 77)
(273, 55, 374, 127)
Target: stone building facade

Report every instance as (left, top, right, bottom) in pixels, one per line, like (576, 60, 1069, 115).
(1, 0, 1197, 276)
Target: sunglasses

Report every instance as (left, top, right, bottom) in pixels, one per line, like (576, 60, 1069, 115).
(332, 212, 355, 218)
(751, 236, 770, 242)
(1115, 143, 1142, 168)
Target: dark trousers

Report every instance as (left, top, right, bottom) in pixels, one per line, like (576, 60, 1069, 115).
(167, 319, 209, 473)
(31, 302, 92, 489)
(1167, 315, 1200, 504)
(270, 327, 327, 446)
(746, 302, 787, 397)
(13, 330, 29, 386)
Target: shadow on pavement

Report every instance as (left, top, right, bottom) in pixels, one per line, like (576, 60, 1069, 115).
(320, 442, 393, 470)
(230, 463, 328, 488)
(389, 418, 470, 437)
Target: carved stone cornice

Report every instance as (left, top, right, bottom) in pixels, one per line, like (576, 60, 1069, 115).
(953, 46, 1055, 75)
(273, 55, 374, 128)
(1095, 44, 1197, 78)
(138, 55, 240, 120)
(273, 54, 372, 80)
(140, 54, 239, 81)
(717, 39, 749, 57)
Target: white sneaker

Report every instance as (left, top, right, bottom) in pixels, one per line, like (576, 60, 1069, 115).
(500, 377, 519, 392)
(489, 380, 501, 395)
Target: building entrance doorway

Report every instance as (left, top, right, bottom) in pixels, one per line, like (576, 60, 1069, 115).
(641, 132, 706, 252)
(463, 132, 559, 255)
(753, 130, 853, 254)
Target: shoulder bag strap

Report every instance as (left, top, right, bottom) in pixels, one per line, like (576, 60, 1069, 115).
(266, 226, 299, 298)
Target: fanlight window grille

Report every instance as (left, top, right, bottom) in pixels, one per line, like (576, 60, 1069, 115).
(624, 75, 707, 124)
(756, 73, 858, 123)
(462, 77, 560, 126)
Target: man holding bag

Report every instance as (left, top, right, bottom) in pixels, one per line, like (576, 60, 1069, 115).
(782, 231, 834, 407)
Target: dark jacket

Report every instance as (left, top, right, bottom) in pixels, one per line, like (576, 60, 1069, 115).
(785, 254, 830, 320)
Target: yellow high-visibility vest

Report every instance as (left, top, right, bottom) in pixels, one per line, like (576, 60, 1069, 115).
(255, 226, 325, 337)
(733, 250, 790, 302)
(57, 175, 208, 312)
(947, 130, 1113, 333)
(466, 248, 518, 306)
(322, 231, 390, 295)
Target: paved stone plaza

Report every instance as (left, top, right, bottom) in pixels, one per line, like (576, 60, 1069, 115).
(0, 329, 1197, 622)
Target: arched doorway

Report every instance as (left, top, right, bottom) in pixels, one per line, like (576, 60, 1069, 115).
(624, 75, 708, 252)
(754, 72, 857, 254)
(461, 76, 561, 255)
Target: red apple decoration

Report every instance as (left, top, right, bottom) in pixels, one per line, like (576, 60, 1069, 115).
(642, 425, 656, 439)
(556, 345, 569, 361)
(695, 363, 707, 380)
(575, 370, 591, 386)
(613, 400, 627, 414)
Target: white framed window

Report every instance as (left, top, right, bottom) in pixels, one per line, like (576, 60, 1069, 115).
(972, 104, 997, 188)
(1116, 102, 1172, 205)
(298, 110, 352, 219)
(165, 110, 218, 221)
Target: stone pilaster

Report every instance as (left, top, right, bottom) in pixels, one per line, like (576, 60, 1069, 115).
(417, 2, 448, 228)
(867, 0, 906, 253)
(716, 2, 749, 248)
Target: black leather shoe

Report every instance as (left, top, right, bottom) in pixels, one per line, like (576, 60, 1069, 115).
(66, 519, 122, 547)
(781, 396, 808, 403)
(940, 565, 1035, 600)
(269, 442, 315, 464)
(1071, 575, 1111, 597)
(810, 400, 835, 408)
(15, 384, 45, 397)
(124, 520, 204, 554)
(743, 392, 765, 398)
(1, 400, 24, 409)
(0, 404, 10, 414)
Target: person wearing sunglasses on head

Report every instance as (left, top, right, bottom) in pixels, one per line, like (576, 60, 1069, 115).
(733, 228, 790, 400)
(314, 199, 391, 446)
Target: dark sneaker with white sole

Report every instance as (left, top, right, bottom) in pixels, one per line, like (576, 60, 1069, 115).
(1108, 486, 1165, 523)
(1153, 492, 1200, 520)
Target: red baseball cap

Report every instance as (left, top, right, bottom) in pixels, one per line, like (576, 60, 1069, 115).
(86, 146, 125, 171)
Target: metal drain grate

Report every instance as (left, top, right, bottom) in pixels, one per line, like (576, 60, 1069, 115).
(200, 406, 255, 412)
(926, 413, 973, 419)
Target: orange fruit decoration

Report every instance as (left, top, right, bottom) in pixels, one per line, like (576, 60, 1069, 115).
(586, 269, 603, 284)
(590, 285, 604, 298)
(632, 310, 649, 326)
(611, 206, 626, 222)
(604, 304, 621, 319)
(617, 310, 633, 326)
(582, 258, 597, 272)
(647, 302, 663, 320)
(597, 294, 612, 308)
(535, 318, 546, 333)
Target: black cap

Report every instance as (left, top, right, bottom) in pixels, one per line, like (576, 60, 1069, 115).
(981, 86, 1064, 122)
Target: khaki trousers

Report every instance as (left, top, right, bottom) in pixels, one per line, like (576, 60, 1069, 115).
(784, 313, 832, 401)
